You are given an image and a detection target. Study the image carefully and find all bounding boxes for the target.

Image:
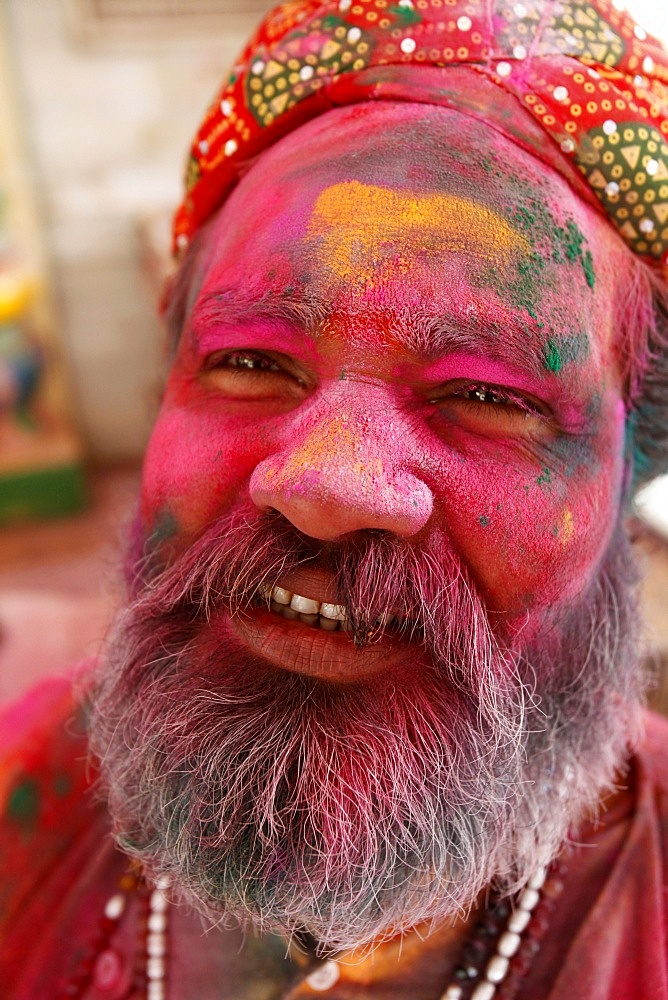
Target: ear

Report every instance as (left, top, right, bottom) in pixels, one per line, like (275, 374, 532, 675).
(634, 288, 668, 490)
(618, 263, 668, 493)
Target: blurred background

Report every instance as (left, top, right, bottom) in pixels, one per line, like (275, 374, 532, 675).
(0, 0, 666, 706)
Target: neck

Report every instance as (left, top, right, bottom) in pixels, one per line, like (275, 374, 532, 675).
(337, 905, 484, 1000)
(286, 903, 485, 999)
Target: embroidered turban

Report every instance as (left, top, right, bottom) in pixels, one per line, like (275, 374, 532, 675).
(173, 0, 668, 277)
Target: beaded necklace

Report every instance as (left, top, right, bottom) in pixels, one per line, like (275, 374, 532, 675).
(57, 868, 171, 1000)
(302, 862, 566, 1000)
(60, 862, 565, 999)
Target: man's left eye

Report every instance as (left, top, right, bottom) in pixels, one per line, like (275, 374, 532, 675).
(202, 349, 308, 400)
(464, 387, 513, 406)
(448, 382, 547, 415)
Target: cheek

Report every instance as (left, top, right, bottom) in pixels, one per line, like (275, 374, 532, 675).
(430, 415, 625, 617)
(140, 404, 271, 541)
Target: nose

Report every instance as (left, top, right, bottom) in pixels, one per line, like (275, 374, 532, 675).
(249, 388, 433, 541)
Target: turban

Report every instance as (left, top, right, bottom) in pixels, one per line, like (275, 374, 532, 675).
(173, 0, 668, 278)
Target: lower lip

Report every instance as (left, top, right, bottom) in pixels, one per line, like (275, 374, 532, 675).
(226, 605, 421, 683)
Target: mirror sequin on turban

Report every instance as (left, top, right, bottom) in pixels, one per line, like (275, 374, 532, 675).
(173, 0, 668, 278)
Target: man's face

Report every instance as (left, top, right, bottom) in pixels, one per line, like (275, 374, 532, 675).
(93, 104, 642, 951)
(144, 103, 625, 657)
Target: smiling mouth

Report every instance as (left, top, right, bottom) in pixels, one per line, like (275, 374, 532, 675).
(224, 579, 419, 682)
(261, 584, 405, 635)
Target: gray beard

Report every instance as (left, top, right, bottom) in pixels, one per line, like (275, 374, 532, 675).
(88, 516, 645, 954)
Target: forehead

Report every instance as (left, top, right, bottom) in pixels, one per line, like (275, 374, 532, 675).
(207, 102, 605, 249)
(190, 103, 624, 375)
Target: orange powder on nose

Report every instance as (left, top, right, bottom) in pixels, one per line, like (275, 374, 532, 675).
(307, 180, 531, 284)
(268, 414, 382, 490)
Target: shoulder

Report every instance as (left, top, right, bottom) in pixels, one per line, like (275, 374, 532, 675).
(0, 671, 103, 930)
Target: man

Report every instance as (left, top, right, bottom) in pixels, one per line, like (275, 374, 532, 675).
(2, 1, 668, 997)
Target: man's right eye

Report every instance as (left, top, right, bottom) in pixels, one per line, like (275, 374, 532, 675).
(205, 350, 283, 373)
(218, 351, 283, 373)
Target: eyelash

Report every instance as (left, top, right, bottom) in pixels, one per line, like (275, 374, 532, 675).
(213, 351, 283, 374)
(461, 385, 542, 413)
(429, 383, 546, 416)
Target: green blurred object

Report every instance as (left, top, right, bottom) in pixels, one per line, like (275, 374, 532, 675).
(0, 289, 87, 525)
(0, 463, 87, 525)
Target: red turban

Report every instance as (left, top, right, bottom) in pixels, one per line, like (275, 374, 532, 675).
(173, 0, 668, 278)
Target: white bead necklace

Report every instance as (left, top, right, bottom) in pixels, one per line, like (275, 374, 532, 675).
(440, 867, 549, 1000)
(145, 875, 171, 1000)
(84, 861, 564, 999)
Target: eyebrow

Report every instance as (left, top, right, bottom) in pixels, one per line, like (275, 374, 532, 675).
(393, 310, 547, 380)
(191, 286, 325, 337)
(190, 285, 551, 381)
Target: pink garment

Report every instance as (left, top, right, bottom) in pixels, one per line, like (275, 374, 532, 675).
(1, 674, 666, 999)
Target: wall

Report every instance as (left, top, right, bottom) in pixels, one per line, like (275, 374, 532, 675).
(4, 0, 263, 459)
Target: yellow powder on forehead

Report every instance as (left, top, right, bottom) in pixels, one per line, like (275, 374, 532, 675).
(307, 180, 531, 283)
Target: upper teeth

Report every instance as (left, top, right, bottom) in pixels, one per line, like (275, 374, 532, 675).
(269, 586, 347, 620)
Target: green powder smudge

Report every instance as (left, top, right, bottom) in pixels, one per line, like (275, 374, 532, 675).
(552, 221, 596, 288)
(7, 778, 40, 826)
(148, 507, 179, 548)
(544, 340, 562, 372)
(543, 333, 591, 374)
(582, 250, 595, 289)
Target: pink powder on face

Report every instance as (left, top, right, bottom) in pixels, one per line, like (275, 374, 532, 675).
(420, 352, 591, 433)
(144, 103, 628, 632)
(141, 381, 281, 541)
